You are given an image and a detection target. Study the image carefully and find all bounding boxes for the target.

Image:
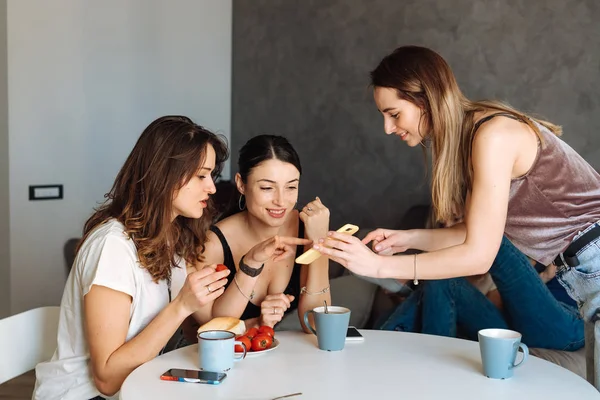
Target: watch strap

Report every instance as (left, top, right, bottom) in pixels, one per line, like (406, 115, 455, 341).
(239, 255, 264, 277)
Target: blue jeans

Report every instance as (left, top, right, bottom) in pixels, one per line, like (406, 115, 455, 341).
(378, 236, 584, 351)
(556, 221, 600, 389)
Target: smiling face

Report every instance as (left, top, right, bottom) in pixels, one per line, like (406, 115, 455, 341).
(171, 144, 217, 220)
(373, 86, 429, 147)
(236, 159, 300, 227)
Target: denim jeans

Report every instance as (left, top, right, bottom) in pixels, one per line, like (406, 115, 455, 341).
(556, 220, 600, 390)
(378, 236, 584, 351)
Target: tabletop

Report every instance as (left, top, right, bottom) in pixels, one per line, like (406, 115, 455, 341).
(120, 330, 600, 400)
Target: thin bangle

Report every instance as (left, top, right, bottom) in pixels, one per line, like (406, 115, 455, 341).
(233, 275, 255, 301)
(413, 254, 419, 285)
(300, 285, 330, 295)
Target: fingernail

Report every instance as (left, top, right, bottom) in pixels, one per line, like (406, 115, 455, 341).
(313, 245, 320, 250)
(375, 245, 381, 251)
(327, 231, 333, 236)
(318, 238, 324, 243)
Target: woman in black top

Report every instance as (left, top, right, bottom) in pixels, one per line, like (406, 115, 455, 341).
(194, 135, 332, 332)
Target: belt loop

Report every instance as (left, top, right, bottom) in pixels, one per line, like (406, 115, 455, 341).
(559, 252, 568, 267)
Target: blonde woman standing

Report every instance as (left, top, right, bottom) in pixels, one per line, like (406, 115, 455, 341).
(314, 46, 600, 389)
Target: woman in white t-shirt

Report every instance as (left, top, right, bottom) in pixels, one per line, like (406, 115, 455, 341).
(33, 116, 234, 400)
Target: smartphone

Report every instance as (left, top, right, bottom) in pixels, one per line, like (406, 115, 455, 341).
(346, 326, 364, 342)
(295, 223, 360, 264)
(160, 368, 227, 384)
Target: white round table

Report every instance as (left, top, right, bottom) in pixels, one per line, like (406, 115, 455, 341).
(120, 330, 599, 399)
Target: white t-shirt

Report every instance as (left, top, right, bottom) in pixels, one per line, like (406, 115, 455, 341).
(33, 219, 187, 400)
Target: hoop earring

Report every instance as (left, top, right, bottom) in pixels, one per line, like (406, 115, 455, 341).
(238, 194, 246, 211)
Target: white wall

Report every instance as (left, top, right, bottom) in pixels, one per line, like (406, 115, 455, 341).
(0, 1, 9, 319)
(7, 0, 232, 314)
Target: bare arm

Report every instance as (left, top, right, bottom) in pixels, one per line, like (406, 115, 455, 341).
(362, 220, 467, 255)
(317, 122, 519, 281)
(194, 229, 258, 321)
(297, 197, 331, 333)
(85, 268, 227, 396)
(199, 231, 311, 321)
(407, 223, 466, 252)
(377, 124, 516, 279)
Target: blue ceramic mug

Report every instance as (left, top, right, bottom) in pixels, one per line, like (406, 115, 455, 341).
(198, 330, 247, 372)
(304, 306, 351, 351)
(478, 328, 528, 379)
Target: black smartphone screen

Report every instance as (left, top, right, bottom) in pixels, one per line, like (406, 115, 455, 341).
(168, 369, 226, 382)
(346, 327, 364, 339)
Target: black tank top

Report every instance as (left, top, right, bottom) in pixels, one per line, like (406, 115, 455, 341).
(209, 223, 304, 320)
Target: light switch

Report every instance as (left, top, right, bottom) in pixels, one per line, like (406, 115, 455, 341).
(29, 185, 63, 200)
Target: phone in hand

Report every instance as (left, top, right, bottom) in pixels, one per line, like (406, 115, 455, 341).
(295, 223, 360, 264)
(160, 368, 226, 384)
(346, 326, 364, 342)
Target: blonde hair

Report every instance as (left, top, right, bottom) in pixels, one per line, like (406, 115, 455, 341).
(370, 46, 561, 224)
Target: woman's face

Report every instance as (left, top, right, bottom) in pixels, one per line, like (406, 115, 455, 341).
(171, 144, 217, 220)
(238, 159, 300, 227)
(373, 86, 428, 147)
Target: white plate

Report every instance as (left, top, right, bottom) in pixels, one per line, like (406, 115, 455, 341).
(236, 338, 279, 358)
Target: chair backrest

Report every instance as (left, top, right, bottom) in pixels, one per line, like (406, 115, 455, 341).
(0, 306, 60, 384)
(64, 238, 80, 275)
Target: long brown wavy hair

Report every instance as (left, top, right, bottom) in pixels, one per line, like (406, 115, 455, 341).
(370, 46, 562, 224)
(78, 115, 229, 282)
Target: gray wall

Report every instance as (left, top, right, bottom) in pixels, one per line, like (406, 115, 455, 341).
(0, 1, 9, 318)
(232, 0, 600, 230)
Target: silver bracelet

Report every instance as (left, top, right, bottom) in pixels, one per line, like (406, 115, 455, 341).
(233, 275, 255, 301)
(300, 285, 330, 295)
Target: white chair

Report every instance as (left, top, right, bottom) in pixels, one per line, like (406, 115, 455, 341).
(0, 306, 60, 384)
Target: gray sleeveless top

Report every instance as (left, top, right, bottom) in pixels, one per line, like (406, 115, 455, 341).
(476, 114, 600, 265)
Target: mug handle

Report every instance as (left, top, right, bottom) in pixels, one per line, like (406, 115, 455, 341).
(511, 343, 528, 369)
(303, 310, 317, 335)
(234, 341, 247, 361)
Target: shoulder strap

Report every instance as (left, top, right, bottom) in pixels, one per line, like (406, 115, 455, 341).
(473, 112, 521, 134)
(209, 225, 235, 272)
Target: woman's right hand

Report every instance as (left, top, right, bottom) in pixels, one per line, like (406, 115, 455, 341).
(177, 265, 230, 315)
(362, 229, 413, 255)
(245, 236, 313, 265)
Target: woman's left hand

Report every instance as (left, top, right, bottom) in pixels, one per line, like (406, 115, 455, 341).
(259, 293, 295, 328)
(299, 197, 330, 240)
(313, 231, 382, 277)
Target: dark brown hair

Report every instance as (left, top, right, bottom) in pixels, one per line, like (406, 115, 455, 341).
(79, 115, 229, 282)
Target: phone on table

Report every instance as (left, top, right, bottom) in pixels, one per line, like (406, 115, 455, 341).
(160, 368, 227, 384)
(346, 326, 364, 342)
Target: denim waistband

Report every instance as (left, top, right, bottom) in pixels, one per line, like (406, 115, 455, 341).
(555, 221, 600, 269)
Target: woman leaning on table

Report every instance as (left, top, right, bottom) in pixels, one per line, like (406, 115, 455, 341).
(33, 116, 231, 400)
(179, 135, 331, 345)
(313, 46, 600, 388)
